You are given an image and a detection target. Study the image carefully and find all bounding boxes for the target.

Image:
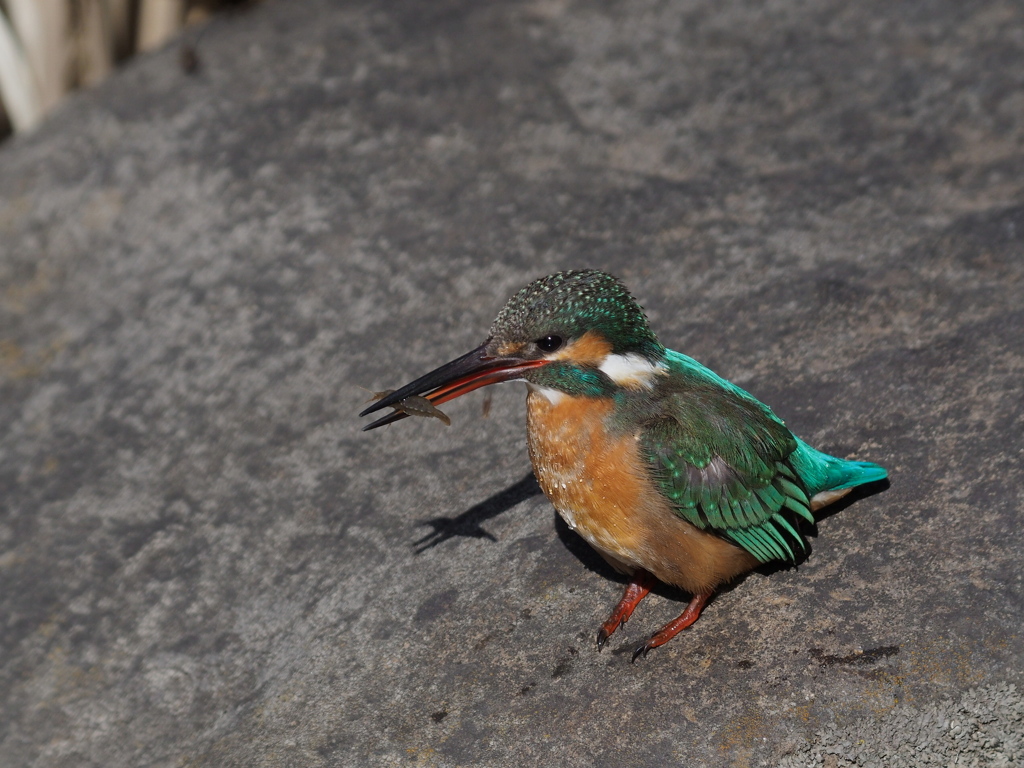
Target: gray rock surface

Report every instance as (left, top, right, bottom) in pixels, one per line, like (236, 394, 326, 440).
(779, 682, 1024, 768)
(1, 0, 1022, 766)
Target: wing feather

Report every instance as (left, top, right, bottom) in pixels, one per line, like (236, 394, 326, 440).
(632, 354, 815, 564)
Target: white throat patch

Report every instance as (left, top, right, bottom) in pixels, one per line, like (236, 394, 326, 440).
(598, 353, 665, 389)
(526, 382, 566, 405)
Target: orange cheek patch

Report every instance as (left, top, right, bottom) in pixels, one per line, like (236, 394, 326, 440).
(552, 330, 612, 365)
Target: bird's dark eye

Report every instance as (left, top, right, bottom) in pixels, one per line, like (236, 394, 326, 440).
(536, 335, 563, 353)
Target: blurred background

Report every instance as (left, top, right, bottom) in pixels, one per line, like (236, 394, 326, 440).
(0, 0, 252, 141)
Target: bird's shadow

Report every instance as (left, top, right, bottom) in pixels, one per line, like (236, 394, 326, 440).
(414, 472, 544, 553)
(413, 473, 891, 616)
(413, 471, 637, 581)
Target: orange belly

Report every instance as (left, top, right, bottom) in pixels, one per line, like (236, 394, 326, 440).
(526, 389, 757, 594)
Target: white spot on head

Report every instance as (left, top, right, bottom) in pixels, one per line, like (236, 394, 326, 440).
(598, 353, 665, 389)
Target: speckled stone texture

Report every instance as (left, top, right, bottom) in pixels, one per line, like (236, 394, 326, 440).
(0, 1, 1022, 766)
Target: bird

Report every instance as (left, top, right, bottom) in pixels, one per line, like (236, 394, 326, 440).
(360, 269, 888, 660)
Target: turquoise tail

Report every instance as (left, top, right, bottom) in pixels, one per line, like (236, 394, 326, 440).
(789, 438, 888, 497)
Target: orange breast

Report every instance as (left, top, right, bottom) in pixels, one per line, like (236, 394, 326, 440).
(526, 389, 758, 594)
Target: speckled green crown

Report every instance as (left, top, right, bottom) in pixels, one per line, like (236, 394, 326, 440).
(490, 269, 664, 359)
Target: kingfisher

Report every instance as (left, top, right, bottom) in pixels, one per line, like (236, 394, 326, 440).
(361, 269, 887, 660)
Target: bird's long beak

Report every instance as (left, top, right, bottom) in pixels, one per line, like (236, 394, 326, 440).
(359, 341, 548, 431)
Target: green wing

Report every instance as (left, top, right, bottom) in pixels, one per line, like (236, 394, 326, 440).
(633, 353, 815, 564)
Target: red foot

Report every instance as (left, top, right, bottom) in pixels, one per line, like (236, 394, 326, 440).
(596, 570, 656, 651)
(631, 590, 713, 662)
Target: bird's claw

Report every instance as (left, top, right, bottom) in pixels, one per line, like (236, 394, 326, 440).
(631, 641, 653, 663)
(596, 626, 611, 652)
